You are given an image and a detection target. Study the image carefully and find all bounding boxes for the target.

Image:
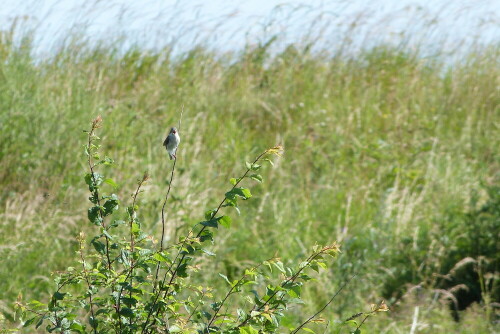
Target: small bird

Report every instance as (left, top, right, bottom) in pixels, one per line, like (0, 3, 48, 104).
(163, 127, 180, 160)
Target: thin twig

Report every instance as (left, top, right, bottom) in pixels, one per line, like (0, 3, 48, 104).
(144, 148, 274, 334)
(145, 107, 185, 333)
(206, 259, 273, 330)
(113, 174, 149, 330)
(290, 274, 356, 334)
(78, 234, 98, 334)
(236, 250, 323, 329)
(86, 116, 112, 270)
(159, 158, 177, 252)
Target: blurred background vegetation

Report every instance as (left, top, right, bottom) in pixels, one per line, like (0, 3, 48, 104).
(0, 1, 498, 333)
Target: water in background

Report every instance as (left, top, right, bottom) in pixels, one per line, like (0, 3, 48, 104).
(0, 0, 499, 59)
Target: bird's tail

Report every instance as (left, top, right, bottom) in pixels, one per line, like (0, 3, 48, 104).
(169, 153, 174, 160)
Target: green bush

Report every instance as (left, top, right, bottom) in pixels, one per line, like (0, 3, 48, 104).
(15, 117, 387, 333)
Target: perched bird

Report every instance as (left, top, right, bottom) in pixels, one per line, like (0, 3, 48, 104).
(163, 127, 180, 160)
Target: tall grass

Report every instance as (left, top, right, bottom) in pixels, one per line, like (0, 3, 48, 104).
(0, 4, 499, 332)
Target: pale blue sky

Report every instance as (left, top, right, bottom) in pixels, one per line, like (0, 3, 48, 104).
(0, 0, 498, 57)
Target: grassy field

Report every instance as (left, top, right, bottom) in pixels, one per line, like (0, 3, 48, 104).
(0, 14, 499, 333)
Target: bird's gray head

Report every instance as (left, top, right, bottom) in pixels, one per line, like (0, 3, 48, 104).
(170, 127, 178, 134)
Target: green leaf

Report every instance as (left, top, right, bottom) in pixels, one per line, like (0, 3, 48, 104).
(153, 252, 170, 263)
(91, 239, 106, 255)
(302, 328, 316, 333)
(109, 220, 125, 228)
(102, 229, 113, 240)
(120, 250, 131, 267)
(201, 219, 219, 229)
(121, 297, 137, 307)
(199, 229, 214, 243)
(169, 325, 182, 333)
(103, 194, 119, 216)
(219, 273, 231, 285)
(249, 174, 263, 182)
(101, 156, 114, 165)
(119, 307, 134, 318)
(70, 322, 85, 333)
(262, 313, 273, 322)
(273, 261, 286, 273)
(205, 209, 216, 220)
(240, 325, 259, 334)
(52, 292, 66, 301)
(104, 178, 117, 188)
(263, 158, 274, 166)
(317, 261, 327, 270)
(84, 173, 103, 192)
(89, 316, 98, 329)
(131, 222, 140, 234)
(23, 317, 37, 327)
(88, 206, 102, 225)
(202, 248, 216, 256)
(287, 284, 301, 298)
(250, 164, 261, 171)
(226, 187, 252, 200)
(177, 263, 188, 278)
(219, 215, 232, 229)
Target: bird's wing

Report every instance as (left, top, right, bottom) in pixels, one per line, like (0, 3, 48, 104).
(163, 136, 169, 148)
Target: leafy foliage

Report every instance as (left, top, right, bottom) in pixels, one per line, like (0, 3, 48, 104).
(14, 118, 383, 333)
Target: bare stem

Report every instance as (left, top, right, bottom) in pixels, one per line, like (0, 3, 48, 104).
(290, 274, 356, 334)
